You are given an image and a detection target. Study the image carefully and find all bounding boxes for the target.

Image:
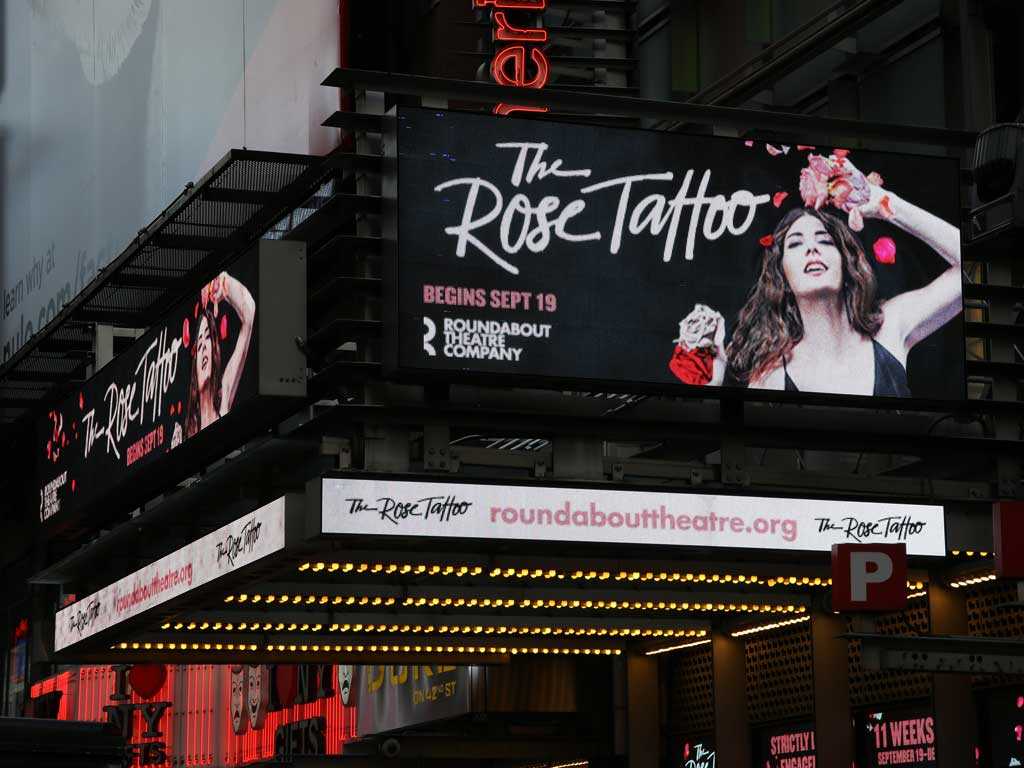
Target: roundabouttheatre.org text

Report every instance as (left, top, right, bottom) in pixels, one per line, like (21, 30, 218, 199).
(489, 501, 798, 542)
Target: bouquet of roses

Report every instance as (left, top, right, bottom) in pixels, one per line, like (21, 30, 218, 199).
(669, 304, 725, 386)
(799, 151, 892, 231)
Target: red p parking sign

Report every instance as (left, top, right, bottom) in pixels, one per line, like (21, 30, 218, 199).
(831, 543, 908, 613)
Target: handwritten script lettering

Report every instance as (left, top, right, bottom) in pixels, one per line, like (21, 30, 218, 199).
(68, 598, 101, 635)
(434, 141, 771, 275)
(82, 328, 181, 461)
(216, 518, 263, 567)
(815, 515, 926, 543)
(345, 495, 472, 526)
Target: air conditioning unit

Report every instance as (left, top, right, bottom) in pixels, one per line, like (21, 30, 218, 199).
(968, 123, 1024, 246)
(974, 123, 1024, 204)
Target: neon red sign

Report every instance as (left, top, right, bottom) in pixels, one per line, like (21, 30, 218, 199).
(475, 0, 549, 115)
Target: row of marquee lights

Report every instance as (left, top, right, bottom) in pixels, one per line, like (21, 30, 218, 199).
(296, 560, 927, 591)
(114, 640, 622, 656)
(161, 621, 708, 639)
(223, 591, 810, 614)
(475, 0, 550, 116)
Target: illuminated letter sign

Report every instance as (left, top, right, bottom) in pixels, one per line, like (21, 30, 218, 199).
(832, 543, 908, 612)
(476, 0, 549, 115)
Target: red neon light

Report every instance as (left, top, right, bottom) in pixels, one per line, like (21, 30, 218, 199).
(494, 103, 549, 115)
(474, 0, 547, 9)
(493, 11, 548, 42)
(491, 46, 549, 89)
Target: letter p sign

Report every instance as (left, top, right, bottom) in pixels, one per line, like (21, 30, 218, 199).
(831, 543, 907, 613)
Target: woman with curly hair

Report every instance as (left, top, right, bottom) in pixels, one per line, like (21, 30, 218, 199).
(723, 160, 961, 396)
(185, 271, 255, 437)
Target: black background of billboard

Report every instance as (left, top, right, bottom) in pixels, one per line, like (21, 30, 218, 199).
(394, 107, 963, 400)
(36, 253, 259, 525)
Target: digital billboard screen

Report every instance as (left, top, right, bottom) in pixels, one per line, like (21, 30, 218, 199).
(37, 241, 306, 527)
(388, 107, 963, 402)
(857, 706, 936, 767)
(755, 721, 816, 767)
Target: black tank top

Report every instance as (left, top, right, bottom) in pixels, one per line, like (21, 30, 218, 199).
(783, 340, 910, 397)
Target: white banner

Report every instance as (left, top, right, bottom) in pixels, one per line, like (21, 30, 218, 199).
(320, 479, 945, 557)
(55, 497, 288, 652)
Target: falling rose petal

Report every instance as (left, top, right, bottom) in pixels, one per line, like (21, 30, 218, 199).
(878, 194, 894, 218)
(772, 191, 789, 208)
(866, 171, 884, 186)
(759, 234, 775, 247)
(797, 145, 816, 151)
(873, 236, 896, 264)
(744, 140, 754, 147)
(765, 144, 783, 156)
(71, 479, 76, 492)
(848, 207, 864, 231)
(182, 317, 190, 348)
(833, 148, 850, 158)
(220, 314, 229, 340)
(79, 393, 84, 410)
(194, 301, 200, 319)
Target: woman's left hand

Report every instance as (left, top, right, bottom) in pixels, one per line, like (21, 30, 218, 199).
(830, 155, 894, 231)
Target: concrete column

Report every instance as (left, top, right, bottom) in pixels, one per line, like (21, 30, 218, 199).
(929, 582, 975, 768)
(811, 612, 854, 765)
(712, 632, 750, 768)
(626, 652, 659, 768)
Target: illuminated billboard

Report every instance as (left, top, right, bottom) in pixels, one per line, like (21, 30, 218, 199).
(387, 107, 963, 402)
(316, 476, 946, 556)
(37, 241, 306, 527)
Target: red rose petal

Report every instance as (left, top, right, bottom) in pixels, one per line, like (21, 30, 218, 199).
(879, 194, 894, 218)
(772, 191, 789, 208)
(182, 317, 190, 348)
(668, 345, 714, 386)
(220, 314, 229, 340)
(797, 145, 816, 151)
(759, 234, 775, 247)
(833, 148, 850, 158)
(79, 393, 84, 410)
(71, 479, 76, 492)
(194, 301, 200, 318)
(873, 236, 896, 264)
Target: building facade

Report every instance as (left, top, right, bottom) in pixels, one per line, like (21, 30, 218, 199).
(3, 1, 1024, 766)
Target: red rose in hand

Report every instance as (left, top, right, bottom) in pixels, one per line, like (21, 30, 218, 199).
(669, 344, 714, 386)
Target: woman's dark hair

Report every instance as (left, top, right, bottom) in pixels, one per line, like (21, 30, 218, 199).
(185, 303, 223, 438)
(726, 207, 883, 384)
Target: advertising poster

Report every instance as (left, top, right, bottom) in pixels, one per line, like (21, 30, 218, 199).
(858, 706, 936, 767)
(349, 665, 473, 736)
(756, 722, 816, 767)
(54, 498, 287, 652)
(319, 477, 946, 556)
(391, 107, 963, 401)
(37, 254, 259, 526)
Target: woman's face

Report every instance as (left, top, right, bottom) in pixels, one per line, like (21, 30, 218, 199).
(780, 213, 843, 298)
(196, 315, 212, 389)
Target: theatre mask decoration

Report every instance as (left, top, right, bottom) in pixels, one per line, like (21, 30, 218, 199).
(230, 665, 247, 735)
(247, 664, 270, 730)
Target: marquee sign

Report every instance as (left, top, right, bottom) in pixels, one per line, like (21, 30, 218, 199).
(54, 497, 289, 652)
(386, 107, 964, 402)
(37, 241, 306, 528)
(316, 476, 946, 556)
